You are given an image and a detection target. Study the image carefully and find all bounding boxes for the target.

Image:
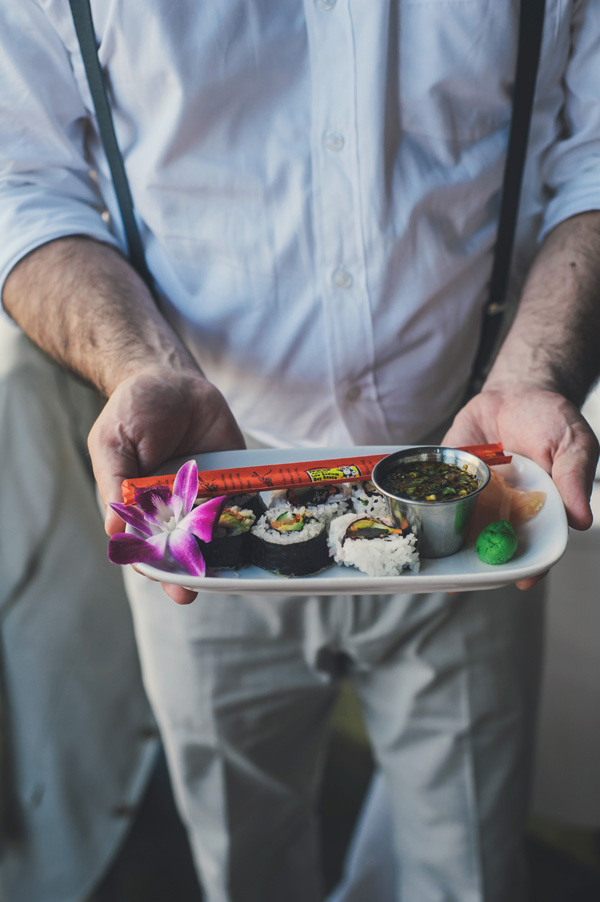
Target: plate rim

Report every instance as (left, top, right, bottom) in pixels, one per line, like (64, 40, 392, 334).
(126, 445, 568, 594)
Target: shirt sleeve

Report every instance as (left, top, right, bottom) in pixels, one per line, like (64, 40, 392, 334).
(540, 0, 600, 240)
(0, 2, 120, 303)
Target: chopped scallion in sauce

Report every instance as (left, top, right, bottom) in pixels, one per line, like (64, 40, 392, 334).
(382, 461, 478, 502)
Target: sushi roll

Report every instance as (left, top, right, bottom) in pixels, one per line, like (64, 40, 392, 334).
(199, 505, 256, 570)
(196, 491, 266, 519)
(249, 507, 330, 576)
(268, 483, 352, 529)
(328, 513, 419, 577)
(351, 480, 389, 519)
(228, 492, 267, 519)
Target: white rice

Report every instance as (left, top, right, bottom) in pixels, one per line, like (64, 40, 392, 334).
(327, 513, 420, 576)
(251, 507, 325, 544)
(351, 481, 389, 518)
(269, 484, 352, 527)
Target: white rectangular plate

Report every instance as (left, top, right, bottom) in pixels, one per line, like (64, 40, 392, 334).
(131, 446, 568, 595)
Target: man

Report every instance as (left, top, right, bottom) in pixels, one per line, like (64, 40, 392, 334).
(0, 2, 598, 901)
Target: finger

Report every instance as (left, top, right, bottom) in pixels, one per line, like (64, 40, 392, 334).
(134, 567, 197, 603)
(132, 564, 160, 582)
(516, 570, 547, 591)
(88, 421, 141, 536)
(95, 455, 139, 535)
(441, 393, 500, 448)
(162, 582, 198, 605)
(442, 420, 489, 448)
(550, 428, 598, 531)
(105, 504, 126, 537)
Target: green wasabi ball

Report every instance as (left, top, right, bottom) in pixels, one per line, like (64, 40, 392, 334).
(475, 520, 518, 565)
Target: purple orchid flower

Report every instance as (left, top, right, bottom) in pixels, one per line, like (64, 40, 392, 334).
(108, 460, 225, 577)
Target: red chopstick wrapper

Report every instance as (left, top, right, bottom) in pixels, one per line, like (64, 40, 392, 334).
(121, 443, 511, 505)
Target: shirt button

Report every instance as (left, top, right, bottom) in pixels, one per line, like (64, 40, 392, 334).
(324, 131, 345, 152)
(332, 269, 353, 289)
(315, 0, 337, 9)
(346, 385, 362, 402)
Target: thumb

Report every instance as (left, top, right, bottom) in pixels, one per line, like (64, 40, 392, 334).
(88, 423, 141, 537)
(104, 499, 128, 537)
(549, 430, 598, 531)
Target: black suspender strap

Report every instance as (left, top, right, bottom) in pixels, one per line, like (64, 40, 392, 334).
(469, 0, 547, 393)
(68, 0, 154, 290)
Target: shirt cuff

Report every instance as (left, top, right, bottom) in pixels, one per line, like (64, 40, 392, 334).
(539, 168, 600, 242)
(0, 197, 122, 318)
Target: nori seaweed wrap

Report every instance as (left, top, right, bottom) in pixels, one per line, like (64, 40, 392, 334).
(248, 508, 330, 576)
(199, 505, 256, 570)
(196, 491, 266, 519)
(268, 483, 351, 529)
(228, 492, 267, 519)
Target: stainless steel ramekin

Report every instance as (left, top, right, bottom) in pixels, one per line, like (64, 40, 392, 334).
(371, 446, 490, 558)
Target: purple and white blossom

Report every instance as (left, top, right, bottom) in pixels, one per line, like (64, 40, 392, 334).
(108, 460, 225, 577)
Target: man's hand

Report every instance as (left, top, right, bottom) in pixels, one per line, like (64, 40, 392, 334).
(444, 212, 600, 589)
(443, 387, 599, 589)
(2, 237, 247, 607)
(88, 366, 245, 605)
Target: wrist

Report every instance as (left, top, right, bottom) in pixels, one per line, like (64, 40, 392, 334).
(3, 235, 203, 397)
(484, 349, 589, 408)
(483, 212, 600, 408)
(101, 339, 202, 398)
(483, 359, 559, 399)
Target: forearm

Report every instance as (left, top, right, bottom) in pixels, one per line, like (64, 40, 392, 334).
(2, 235, 199, 396)
(485, 210, 600, 406)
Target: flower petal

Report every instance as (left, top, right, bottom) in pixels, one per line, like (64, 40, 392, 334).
(108, 532, 166, 565)
(169, 494, 183, 522)
(173, 460, 199, 517)
(145, 532, 169, 556)
(134, 485, 172, 514)
(168, 528, 206, 576)
(109, 502, 154, 536)
(179, 495, 226, 542)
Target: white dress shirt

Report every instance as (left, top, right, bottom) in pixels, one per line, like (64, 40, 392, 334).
(0, 0, 599, 448)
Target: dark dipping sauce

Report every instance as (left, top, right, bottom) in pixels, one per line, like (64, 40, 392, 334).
(381, 460, 479, 502)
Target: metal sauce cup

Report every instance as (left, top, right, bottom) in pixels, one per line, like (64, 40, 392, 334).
(371, 446, 491, 558)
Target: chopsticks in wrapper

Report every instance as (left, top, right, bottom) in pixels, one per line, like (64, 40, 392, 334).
(121, 443, 511, 505)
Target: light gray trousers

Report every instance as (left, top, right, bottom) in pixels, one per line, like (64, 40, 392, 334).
(125, 567, 544, 902)
(0, 323, 157, 902)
